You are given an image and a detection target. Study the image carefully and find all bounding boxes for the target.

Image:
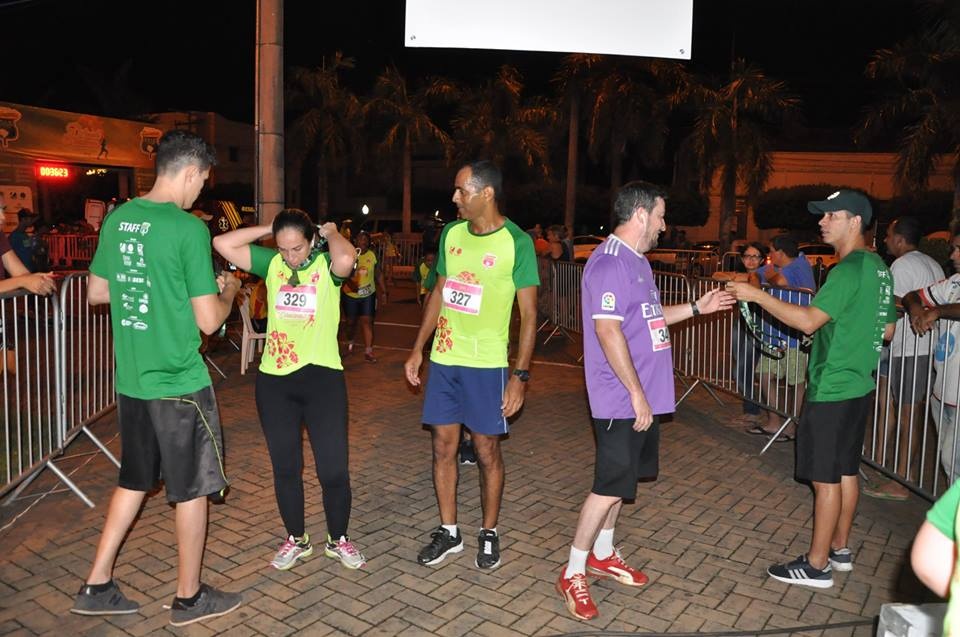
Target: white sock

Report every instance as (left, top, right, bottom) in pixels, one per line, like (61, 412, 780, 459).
(442, 524, 458, 538)
(480, 527, 497, 535)
(593, 528, 614, 560)
(565, 546, 589, 578)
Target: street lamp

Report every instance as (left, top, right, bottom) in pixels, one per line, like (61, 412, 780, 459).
(361, 204, 370, 215)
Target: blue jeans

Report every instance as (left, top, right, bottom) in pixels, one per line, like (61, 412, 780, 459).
(732, 319, 761, 415)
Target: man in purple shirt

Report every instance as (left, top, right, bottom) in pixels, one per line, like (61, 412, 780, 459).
(556, 181, 734, 621)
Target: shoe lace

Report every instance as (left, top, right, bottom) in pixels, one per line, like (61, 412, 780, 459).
(429, 529, 448, 549)
(568, 574, 591, 603)
(479, 531, 497, 555)
(276, 536, 297, 558)
(337, 538, 361, 557)
(610, 546, 627, 565)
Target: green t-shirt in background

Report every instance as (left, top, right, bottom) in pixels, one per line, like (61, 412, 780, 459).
(926, 481, 960, 636)
(90, 198, 218, 399)
(249, 244, 344, 375)
(807, 250, 895, 402)
(431, 219, 539, 368)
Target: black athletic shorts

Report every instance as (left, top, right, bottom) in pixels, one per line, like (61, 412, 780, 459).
(591, 417, 660, 499)
(117, 386, 229, 503)
(343, 294, 376, 318)
(796, 394, 870, 484)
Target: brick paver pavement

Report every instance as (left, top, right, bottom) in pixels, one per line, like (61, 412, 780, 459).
(0, 286, 939, 636)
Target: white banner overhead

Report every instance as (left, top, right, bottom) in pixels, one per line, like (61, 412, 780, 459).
(404, 0, 693, 60)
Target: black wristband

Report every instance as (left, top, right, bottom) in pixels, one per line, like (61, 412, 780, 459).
(690, 301, 700, 317)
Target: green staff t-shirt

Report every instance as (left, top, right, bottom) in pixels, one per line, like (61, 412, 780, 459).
(90, 198, 218, 399)
(807, 250, 895, 402)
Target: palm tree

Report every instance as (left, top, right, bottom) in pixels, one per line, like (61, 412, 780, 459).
(364, 66, 456, 233)
(451, 65, 557, 181)
(77, 60, 154, 118)
(286, 52, 361, 219)
(554, 54, 604, 236)
(859, 17, 960, 229)
(587, 60, 687, 211)
(681, 59, 800, 253)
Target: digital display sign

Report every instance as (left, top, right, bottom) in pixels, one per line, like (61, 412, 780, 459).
(37, 164, 70, 179)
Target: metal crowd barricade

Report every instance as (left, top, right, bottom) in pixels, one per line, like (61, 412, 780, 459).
(59, 273, 119, 490)
(45, 233, 98, 268)
(652, 272, 695, 379)
(863, 312, 960, 500)
(0, 274, 118, 509)
(542, 260, 583, 345)
(540, 260, 960, 501)
(681, 278, 814, 453)
(0, 290, 65, 505)
(374, 233, 422, 281)
(647, 249, 721, 277)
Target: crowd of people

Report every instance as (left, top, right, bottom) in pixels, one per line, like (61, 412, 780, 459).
(0, 130, 948, 628)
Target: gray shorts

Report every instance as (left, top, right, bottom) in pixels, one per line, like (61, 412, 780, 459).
(880, 355, 932, 405)
(117, 386, 229, 503)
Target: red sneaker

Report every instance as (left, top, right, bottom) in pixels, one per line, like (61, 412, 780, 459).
(587, 548, 648, 586)
(556, 569, 598, 620)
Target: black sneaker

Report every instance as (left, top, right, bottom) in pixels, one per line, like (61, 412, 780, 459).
(70, 580, 139, 615)
(829, 547, 853, 572)
(767, 554, 833, 588)
(417, 527, 464, 565)
(459, 439, 477, 465)
(476, 529, 501, 570)
(169, 584, 242, 627)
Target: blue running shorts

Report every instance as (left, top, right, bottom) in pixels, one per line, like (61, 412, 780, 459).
(422, 362, 509, 435)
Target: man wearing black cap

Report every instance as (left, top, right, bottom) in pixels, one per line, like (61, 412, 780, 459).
(727, 189, 896, 588)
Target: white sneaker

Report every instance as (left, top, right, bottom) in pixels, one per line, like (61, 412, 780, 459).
(324, 535, 367, 569)
(270, 533, 313, 570)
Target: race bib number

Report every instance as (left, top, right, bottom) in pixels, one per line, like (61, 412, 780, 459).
(356, 284, 373, 297)
(275, 284, 317, 320)
(442, 279, 483, 315)
(647, 316, 671, 351)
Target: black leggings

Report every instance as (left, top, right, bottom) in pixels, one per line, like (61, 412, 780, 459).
(255, 364, 351, 539)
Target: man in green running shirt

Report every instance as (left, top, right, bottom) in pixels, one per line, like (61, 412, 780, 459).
(404, 160, 539, 571)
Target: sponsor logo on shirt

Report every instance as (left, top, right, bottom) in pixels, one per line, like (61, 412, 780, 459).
(601, 292, 615, 311)
(448, 246, 462, 256)
(482, 253, 497, 269)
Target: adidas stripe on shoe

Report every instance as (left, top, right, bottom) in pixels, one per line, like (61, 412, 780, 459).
(767, 554, 833, 588)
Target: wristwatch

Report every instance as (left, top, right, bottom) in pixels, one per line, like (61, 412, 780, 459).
(512, 369, 530, 382)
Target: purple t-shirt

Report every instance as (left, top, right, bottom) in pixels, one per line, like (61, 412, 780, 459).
(581, 235, 675, 418)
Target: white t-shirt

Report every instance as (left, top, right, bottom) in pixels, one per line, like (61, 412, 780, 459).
(920, 273, 960, 404)
(891, 250, 944, 357)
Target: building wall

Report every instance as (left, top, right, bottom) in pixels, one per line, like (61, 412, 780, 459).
(683, 151, 956, 243)
(150, 112, 254, 190)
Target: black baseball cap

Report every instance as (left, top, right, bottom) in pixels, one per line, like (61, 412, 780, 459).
(808, 189, 873, 225)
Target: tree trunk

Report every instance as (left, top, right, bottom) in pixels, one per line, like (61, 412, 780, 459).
(719, 165, 737, 255)
(563, 90, 579, 237)
(316, 152, 328, 220)
(285, 156, 302, 208)
(606, 146, 624, 232)
(402, 132, 412, 234)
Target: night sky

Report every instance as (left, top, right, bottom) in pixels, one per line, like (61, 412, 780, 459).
(3, 0, 922, 134)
